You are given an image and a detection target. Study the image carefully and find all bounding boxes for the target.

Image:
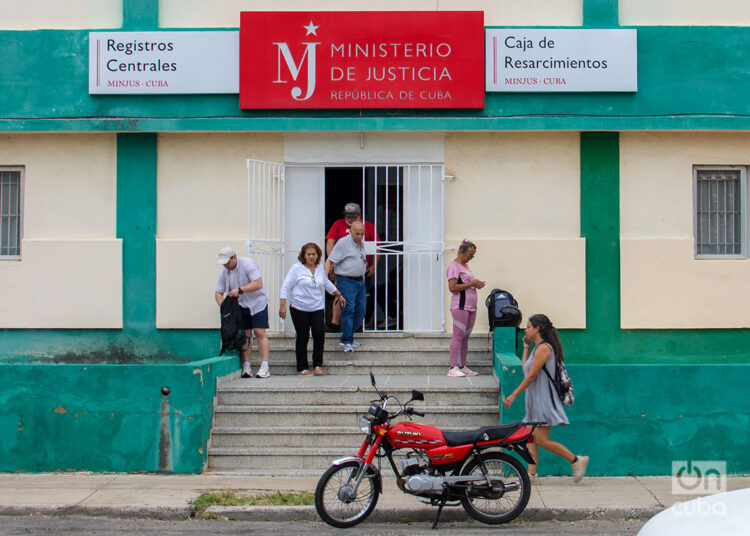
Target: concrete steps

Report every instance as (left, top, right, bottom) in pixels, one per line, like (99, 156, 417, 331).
(206, 334, 500, 474)
(260, 333, 494, 376)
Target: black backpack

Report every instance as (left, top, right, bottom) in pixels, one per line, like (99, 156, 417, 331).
(485, 289, 522, 330)
(218, 296, 247, 356)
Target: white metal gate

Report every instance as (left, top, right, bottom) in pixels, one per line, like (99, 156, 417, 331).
(246, 159, 285, 332)
(362, 164, 445, 332)
(247, 160, 445, 333)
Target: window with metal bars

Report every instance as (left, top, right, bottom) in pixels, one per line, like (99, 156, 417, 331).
(694, 167, 745, 257)
(0, 168, 22, 258)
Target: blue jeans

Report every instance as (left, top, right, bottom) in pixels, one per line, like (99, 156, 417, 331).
(337, 276, 367, 345)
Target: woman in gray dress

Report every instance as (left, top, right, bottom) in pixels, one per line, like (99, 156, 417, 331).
(503, 314, 588, 483)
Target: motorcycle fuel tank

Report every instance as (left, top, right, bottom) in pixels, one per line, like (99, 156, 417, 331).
(386, 422, 445, 449)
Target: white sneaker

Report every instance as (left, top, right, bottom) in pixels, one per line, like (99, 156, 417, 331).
(447, 367, 466, 377)
(529, 473, 540, 485)
(571, 455, 589, 483)
(256, 363, 270, 378)
(340, 341, 362, 348)
(460, 366, 479, 376)
(343, 343, 354, 352)
(241, 362, 253, 378)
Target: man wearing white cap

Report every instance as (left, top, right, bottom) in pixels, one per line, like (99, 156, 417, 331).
(214, 247, 271, 378)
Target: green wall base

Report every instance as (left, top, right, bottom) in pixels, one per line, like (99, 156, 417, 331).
(0, 356, 236, 473)
(494, 331, 750, 476)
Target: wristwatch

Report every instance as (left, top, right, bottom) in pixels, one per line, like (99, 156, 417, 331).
(238, 288, 243, 295)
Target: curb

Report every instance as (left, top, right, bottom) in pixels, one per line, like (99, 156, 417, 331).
(205, 504, 664, 523)
(0, 505, 192, 521)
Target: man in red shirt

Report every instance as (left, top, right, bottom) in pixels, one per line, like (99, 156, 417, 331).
(325, 202, 378, 331)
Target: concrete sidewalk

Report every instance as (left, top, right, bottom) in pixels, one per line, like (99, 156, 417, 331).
(1, 473, 748, 523)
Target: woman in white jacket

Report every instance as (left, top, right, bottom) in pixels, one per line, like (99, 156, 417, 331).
(280, 243, 346, 375)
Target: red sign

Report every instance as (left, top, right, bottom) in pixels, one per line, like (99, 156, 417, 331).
(239, 11, 484, 109)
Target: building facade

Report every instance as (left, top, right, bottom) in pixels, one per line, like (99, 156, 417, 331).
(2, 0, 750, 473)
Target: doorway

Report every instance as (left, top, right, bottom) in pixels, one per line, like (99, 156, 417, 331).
(278, 162, 445, 333)
(324, 166, 405, 331)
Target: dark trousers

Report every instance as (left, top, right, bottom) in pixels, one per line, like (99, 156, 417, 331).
(290, 307, 325, 371)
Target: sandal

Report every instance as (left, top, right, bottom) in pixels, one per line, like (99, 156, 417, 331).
(298, 369, 313, 376)
(313, 367, 326, 376)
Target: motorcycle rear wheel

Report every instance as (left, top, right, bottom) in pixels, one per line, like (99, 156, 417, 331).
(459, 451, 530, 524)
(315, 461, 380, 528)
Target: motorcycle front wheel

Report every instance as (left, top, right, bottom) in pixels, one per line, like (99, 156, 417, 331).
(315, 460, 380, 528)
(459, 451, 531, 524)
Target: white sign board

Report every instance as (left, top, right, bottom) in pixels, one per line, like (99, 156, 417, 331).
(89, 31, 239, 94)
(486, 29, 637, 92)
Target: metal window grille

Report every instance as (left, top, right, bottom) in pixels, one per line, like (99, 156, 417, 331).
(695, 168, 743, 256)
(0, 169, 22, 258)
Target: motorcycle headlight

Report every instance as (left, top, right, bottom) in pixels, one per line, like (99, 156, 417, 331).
(359, 416, 372, 435)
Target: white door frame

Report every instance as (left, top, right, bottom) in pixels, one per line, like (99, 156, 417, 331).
(248, 160, 446, 333)
(246, 159, 285, 332)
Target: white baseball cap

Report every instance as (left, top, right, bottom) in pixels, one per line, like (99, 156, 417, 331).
(217, 246, 236, 265)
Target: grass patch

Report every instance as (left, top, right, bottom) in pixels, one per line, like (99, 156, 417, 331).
(190, 489, 315, 517)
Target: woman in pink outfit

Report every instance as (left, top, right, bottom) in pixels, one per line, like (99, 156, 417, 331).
(446, 240, 486, 377)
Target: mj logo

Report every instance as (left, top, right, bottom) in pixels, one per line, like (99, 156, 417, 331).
(273, 21, 320, 101)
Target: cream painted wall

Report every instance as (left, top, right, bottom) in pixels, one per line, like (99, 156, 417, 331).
(156, 239, 245, 329)
(619, 0, 750, 26)
(0, 239, 122, 328)
(158, 132, 586, 330)
(622, 239, 750, 329)
(621, 132, 750, 239)
(284, 132, 445, 164)
(156, 133, 283, 328)
(157, 133, 284, 239)
(444, 133, 585, 330)
(620, 132, 750, 328)
(0, 134, 117, 239)
(0, 1, 122, 29)
(159, 0, 582, 28)
(0, 134, 120, 328)
(445, 238, 586, 331)
(444, 133, 580, 238)
(439, 0, 582, 26)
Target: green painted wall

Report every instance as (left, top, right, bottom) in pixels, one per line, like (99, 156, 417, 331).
(494, 329, 750, 475)
(117, 133, 157, 335)
(583, 0, 619, 27)
(2, 26, 750, 131)
(0, 356, 236, 472)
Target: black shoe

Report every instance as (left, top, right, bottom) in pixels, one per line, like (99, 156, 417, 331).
(326, 322, 341, 332)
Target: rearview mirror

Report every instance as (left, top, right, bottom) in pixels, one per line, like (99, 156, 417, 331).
(370, 372, 376, 387)
(411, 390, 424, 402)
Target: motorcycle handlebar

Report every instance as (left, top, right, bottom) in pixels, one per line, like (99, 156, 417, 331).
(406, 407, 425, 417)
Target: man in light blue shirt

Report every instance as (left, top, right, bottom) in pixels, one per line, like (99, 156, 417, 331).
(325, 221, 367, 352)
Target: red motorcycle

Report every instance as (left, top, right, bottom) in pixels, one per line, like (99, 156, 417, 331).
(314, 373, 539, 529)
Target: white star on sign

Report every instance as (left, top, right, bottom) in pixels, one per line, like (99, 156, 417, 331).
(303, 21, 319, 36)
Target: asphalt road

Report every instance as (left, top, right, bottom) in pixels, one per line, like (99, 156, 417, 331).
(0, 516, 646, 535)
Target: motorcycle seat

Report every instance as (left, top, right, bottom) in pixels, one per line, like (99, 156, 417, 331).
(442, 422, 523, 447)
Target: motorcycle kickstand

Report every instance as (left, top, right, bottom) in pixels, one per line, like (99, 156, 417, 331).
(431, 498, 447, 530)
